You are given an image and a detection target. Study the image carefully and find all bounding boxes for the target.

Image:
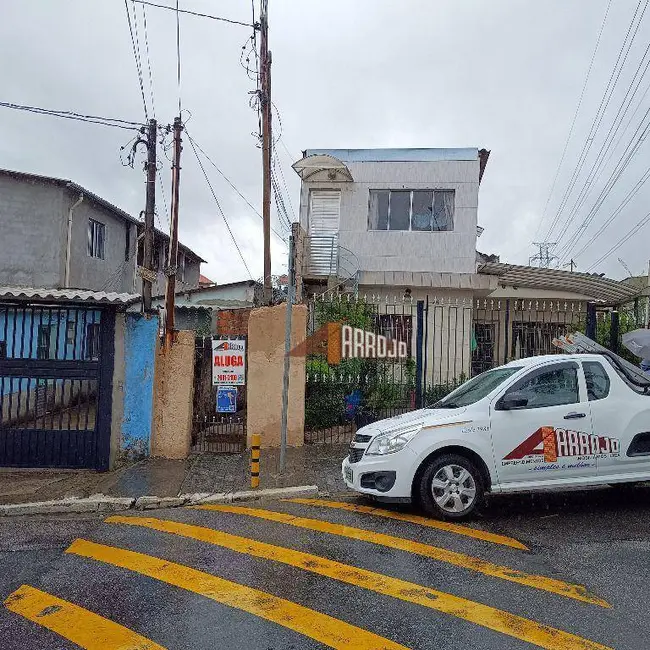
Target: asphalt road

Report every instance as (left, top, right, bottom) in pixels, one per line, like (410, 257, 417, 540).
(0, 485, 649, 650)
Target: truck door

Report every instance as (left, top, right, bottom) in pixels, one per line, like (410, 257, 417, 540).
(490, 361, 597, 486)
(584, 359, 650, 480)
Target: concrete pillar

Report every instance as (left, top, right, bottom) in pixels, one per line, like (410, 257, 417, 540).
(246, 303, 306, 448)
(151, 330, 195, 459)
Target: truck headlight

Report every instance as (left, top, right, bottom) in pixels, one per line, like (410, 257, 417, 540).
(366, 425, 422, 456)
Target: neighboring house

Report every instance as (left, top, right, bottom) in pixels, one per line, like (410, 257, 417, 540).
(131, 280, 263, 334)
(136, 226, 204, 297)
(0, 168, 204, 295)
(472, 263, 639, 376)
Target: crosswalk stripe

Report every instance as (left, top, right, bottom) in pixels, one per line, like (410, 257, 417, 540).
(107, 515, 612, 650)
(3, 584, 165, 650)
(284, 498, 529, 550)
(196, 504, 609, 608)
(66, 539, 409, 650)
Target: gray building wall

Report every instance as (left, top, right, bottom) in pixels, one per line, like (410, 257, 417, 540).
(0, 175, 66, 288)
(299, 158, 480, 276)
(149, 235, 201, 297)
(67, 189, 136, 293)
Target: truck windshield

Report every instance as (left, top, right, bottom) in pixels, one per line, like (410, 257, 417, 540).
(431, 367, 523, 408)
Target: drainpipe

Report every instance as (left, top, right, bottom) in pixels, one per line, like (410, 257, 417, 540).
(64, 193, 84, 287)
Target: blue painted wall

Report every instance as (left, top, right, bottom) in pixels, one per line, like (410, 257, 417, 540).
(121, 313, 158, 458)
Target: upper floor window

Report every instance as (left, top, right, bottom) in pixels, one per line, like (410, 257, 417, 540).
(87, 219, 105, 259)
(368, 189, 455, 232)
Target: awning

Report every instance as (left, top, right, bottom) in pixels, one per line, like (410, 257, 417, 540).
(478, 263, 639, 304)
(292, 154, 354, 182)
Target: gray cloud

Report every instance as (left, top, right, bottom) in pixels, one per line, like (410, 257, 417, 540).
(2, 0, 649, 282)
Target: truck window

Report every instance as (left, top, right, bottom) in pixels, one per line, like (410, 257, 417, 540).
(583, 361, 610, 401)
(509, 366, 579, 409)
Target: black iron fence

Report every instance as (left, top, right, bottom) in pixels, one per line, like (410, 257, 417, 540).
(304, 294, 643, 444)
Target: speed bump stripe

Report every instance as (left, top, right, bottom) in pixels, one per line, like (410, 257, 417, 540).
(285, 498, 529, 550)
(107, 516, 612, 650)
(4, 584, 166, 649)
(66, 539, 409, 650)
(195, 504, 609, 608)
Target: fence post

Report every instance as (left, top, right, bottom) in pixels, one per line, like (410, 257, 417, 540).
(610, 310, 620, 354)
(250, 433, 260, 488)
(586, 303, 597, 340)
(415, 300, 424, 408)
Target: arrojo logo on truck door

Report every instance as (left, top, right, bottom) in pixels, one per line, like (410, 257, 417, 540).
(502, 426, 620, 470)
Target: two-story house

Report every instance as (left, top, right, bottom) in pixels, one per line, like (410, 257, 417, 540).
(293, 148, 495, 384)
(0, 168, 204, 295)
(293, 148, 493, 296)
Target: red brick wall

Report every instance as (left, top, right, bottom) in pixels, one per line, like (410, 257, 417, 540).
(216, 308, 252, 336)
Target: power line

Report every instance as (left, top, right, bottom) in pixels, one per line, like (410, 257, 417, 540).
(556, 34, 650, 260)
(544, 0, 648, 242)
(175, 0, 181, 116)
(0, 101, 143, 130)
(187, 135, 254, 279)
(533, 0, 613, 241)
(132, 0, 254, 27)
(185, 132, 287, 244)
(124, 0, 149, 119)
(140, 1, 157, 119)
(557, 102, 650, 261)
(571, 163, 650, 261)
(586, 209, 650, 272)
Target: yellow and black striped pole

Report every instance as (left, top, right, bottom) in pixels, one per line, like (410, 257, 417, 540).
(251, 433, 260, 489)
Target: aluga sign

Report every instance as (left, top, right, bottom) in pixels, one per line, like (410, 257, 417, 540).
(212, 339, 246, 386)
(341, 325, 408, 360)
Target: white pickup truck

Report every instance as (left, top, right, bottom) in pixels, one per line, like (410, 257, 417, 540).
(342, 351, 650, 520)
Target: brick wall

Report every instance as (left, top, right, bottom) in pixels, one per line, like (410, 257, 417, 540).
(216, 308, 252, 336)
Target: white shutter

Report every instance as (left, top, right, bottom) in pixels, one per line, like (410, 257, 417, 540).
(308, 191, 340, 275)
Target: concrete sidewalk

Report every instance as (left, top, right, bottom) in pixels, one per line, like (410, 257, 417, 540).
(0, 444, 351, 506)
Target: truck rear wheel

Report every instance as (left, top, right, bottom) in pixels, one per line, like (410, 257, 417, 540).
(418, 453, 484, 520)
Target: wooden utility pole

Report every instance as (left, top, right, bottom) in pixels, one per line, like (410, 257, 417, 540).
(260, 0, 272, 304)
(164, 116, 183, 349)
(142, 118, 157, 311)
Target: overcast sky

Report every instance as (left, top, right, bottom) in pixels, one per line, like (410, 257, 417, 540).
(2, 0, 650, 283)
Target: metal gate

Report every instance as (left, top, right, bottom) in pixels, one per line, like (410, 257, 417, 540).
(0, 302, 114, 470)
(191, 335, 246, 453)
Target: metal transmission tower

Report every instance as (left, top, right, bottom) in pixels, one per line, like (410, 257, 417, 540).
(530, 242, 559, 268)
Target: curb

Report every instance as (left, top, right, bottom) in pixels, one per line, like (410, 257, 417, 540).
(0, 485, 319, 517)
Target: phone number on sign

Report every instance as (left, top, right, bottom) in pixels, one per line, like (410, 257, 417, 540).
(217, 374, 242, 382)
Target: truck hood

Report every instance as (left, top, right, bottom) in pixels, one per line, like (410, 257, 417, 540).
(361, 407, 469, 435)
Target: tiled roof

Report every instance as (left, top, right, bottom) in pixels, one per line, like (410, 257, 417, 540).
(0, 286, 140, 305)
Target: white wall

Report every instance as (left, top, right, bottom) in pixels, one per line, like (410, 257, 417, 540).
(299, 159, 480, 275)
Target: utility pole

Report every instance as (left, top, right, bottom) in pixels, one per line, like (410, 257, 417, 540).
(260, 0, 272, 305)
(279, 234, 294, 474)
(164, 116, 183, 349)
(142, 118, 157, 311)
(562, 259, 577, 272)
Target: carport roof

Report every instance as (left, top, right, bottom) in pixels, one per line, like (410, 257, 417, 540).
(478, 263, 639, 304)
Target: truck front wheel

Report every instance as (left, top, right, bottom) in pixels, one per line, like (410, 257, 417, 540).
(418, 453, 484, 520)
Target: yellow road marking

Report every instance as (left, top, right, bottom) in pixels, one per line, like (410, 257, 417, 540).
(4, 584, 165, 650)
(196, 504, 609, 608)
(66, 539, 408, 650)
(107, 515, 612, 650)
(285, 498, 529, 550)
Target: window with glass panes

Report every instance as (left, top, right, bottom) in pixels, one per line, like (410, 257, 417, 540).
(368, 189, 455, 232)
